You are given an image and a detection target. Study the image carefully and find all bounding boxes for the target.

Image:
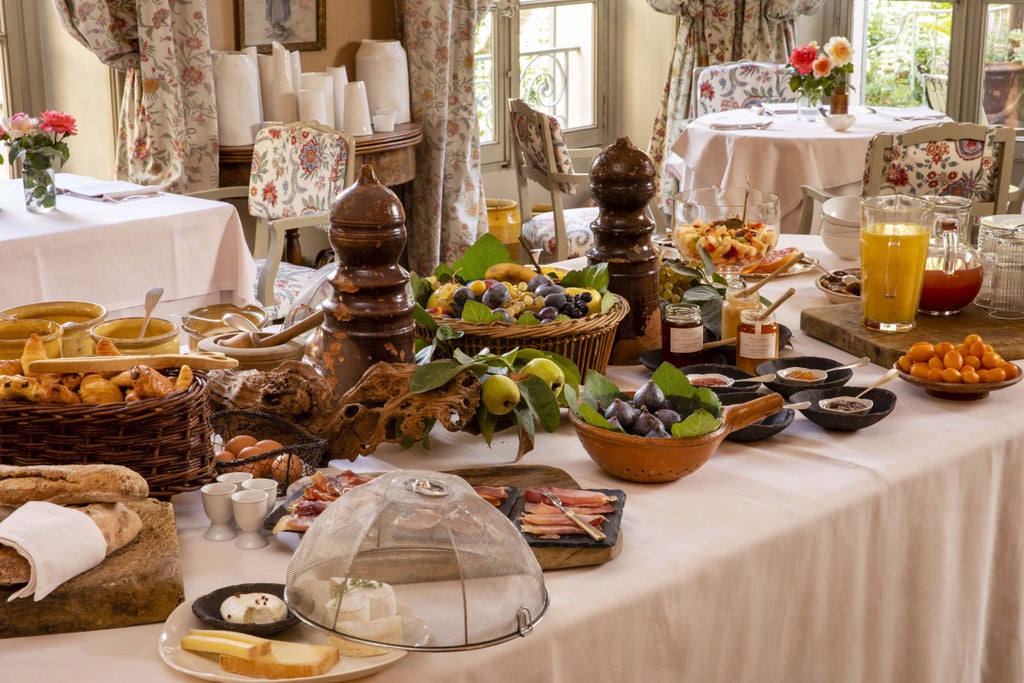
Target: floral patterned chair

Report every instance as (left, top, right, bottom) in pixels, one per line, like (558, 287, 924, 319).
(690, 61, 798, 118)
(508, 98, 599, 262)
(798, 122, 1016, 233)
(193, 122, 355, 319)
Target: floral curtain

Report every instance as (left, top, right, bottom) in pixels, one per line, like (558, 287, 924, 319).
(394, 0, 497, 274)
(646, 0, 823, 214)
(52, 0, 218, 192)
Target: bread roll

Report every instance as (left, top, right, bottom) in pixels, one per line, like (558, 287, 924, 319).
(0, 502, 143, 585)
(0, 464, 149, 507)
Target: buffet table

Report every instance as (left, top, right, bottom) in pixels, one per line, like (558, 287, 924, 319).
(0, 175, 256, 319)
(668, 106, 949, 231)
(6, 235, 1024, 682)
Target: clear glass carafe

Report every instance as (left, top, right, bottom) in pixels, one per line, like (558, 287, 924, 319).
(918, 217, 984, 316)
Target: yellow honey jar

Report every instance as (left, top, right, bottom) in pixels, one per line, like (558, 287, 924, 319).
(0, 301, 107, 357)
(0, 319, 63, 361)
(90, 317, 181, 356)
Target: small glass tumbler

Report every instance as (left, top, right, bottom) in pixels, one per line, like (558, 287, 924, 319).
(989, 229, 1024, 320)
(975, 215, 1024, 308)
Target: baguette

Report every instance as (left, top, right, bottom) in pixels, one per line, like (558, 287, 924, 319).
(0, 464, 149, 507)
(0, 502, 143, 585)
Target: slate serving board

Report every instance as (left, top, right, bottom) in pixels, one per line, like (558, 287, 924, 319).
(0, 499, 184, 638)
(800, 302, 1024, 368)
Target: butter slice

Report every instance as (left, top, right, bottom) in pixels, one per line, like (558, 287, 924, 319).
(180, 633, 271, 659)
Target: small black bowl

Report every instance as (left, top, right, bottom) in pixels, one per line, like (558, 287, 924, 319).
(718, 391, 794, 442)
(680, 363, 761, 394)
(789, 386, 897, 431)
(756, 356, 855, 399)
(191, 582, 299, 637)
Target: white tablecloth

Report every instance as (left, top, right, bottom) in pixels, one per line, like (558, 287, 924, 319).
(669, 107, 949, 232)
(5, 234, 1024, 682)
(0, 175, 256, 319)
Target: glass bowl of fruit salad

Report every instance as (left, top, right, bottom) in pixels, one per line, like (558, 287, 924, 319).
(673, 187, 780, 284)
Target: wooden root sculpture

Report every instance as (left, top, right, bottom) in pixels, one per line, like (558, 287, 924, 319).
(207, 361, 480, 463)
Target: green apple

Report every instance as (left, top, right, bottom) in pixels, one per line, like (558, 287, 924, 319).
(481, 374, 521, 415)
(520, 357, 565, 396)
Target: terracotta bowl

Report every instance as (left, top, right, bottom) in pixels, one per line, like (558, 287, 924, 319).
(569, 393, 783, 483)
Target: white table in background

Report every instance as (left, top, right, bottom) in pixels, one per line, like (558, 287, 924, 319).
(5, 235, 1024, 683)
(668, 106, 949, 231)
(0, 174, 256, 319)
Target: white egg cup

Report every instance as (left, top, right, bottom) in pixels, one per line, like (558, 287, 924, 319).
(242, 477, 280, 533)
(216, 471, 254, 490)
(200, 482, 238, 541)
(231, 489, 270, 549)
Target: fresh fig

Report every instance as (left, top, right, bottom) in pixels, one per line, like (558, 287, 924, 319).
(633, 380, 667, 412)
(644, 424, 672, 439)
(606, 416, 624, 431)
(632, 406, 663, 436)
(603, 398, 638, 431)
(654, 408, 682, 428)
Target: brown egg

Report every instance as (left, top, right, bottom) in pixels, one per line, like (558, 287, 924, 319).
(225, 434, 258, 455)
(254, 439, 284, 453)
(270, 452, 305, 486)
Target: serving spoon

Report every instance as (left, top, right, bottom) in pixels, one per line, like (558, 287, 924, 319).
(855, 367, 899, 398)
(137, 287, 164, 339)
(777, 355, 870, 383)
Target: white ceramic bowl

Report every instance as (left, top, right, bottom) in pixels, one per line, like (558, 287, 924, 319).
(820, 226, 861, 261)
(824, 114, 856, 132)
(821, 196, 861, 227)
(821, 217, 859, 234)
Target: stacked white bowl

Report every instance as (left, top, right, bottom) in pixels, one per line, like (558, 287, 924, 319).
(819, 196, 861, 261)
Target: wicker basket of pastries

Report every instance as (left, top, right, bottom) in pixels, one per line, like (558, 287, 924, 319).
(210, 409, 328, 494)
(0, 335, 229, 499)
(414, 242, 629, 377)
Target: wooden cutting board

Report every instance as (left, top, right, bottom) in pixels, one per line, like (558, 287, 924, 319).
(800, 302, 1024, 368)
(449, 464, 625, 571)
(0, 498, 184, 638)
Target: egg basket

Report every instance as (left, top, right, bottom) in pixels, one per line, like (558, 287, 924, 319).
(210, 409, 328, 494)
(417, 294, 630, 377)
(0, 372, 214, 499)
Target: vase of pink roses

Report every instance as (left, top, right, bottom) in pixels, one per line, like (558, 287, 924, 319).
(0, 110, 77, 213)
(787, 37, 855, 121)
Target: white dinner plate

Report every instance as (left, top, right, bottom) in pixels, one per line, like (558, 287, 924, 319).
(158, 599, 407, 683)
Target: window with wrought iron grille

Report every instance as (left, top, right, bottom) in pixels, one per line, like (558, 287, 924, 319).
(475, 0, 610, 167)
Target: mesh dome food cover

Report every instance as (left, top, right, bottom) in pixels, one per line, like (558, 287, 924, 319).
(285, 470, 549, 651)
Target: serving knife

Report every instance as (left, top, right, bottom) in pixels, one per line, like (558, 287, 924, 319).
(540, 490, 606, 542)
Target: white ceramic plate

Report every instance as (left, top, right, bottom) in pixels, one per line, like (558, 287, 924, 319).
(159, 599, 407, 683)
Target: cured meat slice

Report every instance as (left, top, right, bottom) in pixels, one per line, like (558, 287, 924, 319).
(518, 512, 604, 528)
(523, 501, 615, 515)
(520, 523, 592, 536)
(523, 487, 617, 507)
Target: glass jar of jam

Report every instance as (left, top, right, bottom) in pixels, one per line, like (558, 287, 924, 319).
(661, 303, 704, 367)
(736, 308, 778, 374)
(720, 285, 761, 341)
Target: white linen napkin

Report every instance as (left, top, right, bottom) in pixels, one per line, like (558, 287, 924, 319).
(700, 110, 773, 131)
(57, 178, 163, 201)
(0, 501, 106, 602)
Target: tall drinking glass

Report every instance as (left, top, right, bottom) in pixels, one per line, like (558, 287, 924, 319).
(860, 195, 932, 332)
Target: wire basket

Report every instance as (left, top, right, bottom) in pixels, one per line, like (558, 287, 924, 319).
(210, 409, 328, 494)
(418, 294, 629, 376)
(0, 374, 214, 499)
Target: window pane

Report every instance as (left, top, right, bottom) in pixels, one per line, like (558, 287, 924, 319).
(982, 3, 1024, 127)
(852, 0, 952, 109)
(519, 2, 595, 131)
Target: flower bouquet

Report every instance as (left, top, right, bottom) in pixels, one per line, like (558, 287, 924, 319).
(787, 37, 855, 117)
(0, 110, 77, 212)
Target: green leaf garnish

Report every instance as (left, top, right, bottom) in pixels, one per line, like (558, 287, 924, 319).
(447, 233, 510, 282)
(672, 409, 723, 438)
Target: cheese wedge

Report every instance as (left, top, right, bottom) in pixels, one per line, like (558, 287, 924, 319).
(329, 615, 404, 657)
(187, 629, 274, 646)
(219, 641, 339, 679)
(180, 633, 271, 659)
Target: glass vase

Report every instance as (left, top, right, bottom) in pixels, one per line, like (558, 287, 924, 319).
(797, 93, 818, 121)
(19, 156, 58, 213)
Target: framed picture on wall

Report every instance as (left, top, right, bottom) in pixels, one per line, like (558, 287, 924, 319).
(238, 0, 326, 53)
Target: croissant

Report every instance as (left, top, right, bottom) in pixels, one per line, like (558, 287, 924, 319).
(0, 376, 46, 402)
(128, 365, 174, 400)
(174, 365, 194, 392)
(95, 338, 122, 357)
(79, 374, 124, 404)
(0, 360, 22, 375)
(20, 334, 48, 376)
(38, 372, 82, 391)
(40, 383, 81, 405)
(109, 371, 133, 388)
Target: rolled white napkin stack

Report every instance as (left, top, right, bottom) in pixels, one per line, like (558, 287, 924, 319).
(257, 54, 275, 125)
(270, 41, 297, 122)
(300, 72, 335, 128)
(0, 501, 106, 602)
(330, 66, 349, 132)
(212, 51, 263, 146)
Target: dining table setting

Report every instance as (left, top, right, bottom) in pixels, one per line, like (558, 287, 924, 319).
(666, 104, 950, 231)
(4, 210, 1024, 682)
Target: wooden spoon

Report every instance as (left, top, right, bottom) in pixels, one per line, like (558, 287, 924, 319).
(742, 251, 805, 297)
(137, 287, 164, 339)
(254, 309, 325, 348)
(754, 287, 796, 320)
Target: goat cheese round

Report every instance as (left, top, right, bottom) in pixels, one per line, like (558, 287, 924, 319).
(220, 592, 288, 624)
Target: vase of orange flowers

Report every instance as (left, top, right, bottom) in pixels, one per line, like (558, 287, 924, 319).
(787, 37, 855, 121)
(1, 110, 77, 213)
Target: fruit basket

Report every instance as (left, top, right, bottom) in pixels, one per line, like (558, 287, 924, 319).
(0, 372, 215, 499)
(418, 293, 629, 377)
